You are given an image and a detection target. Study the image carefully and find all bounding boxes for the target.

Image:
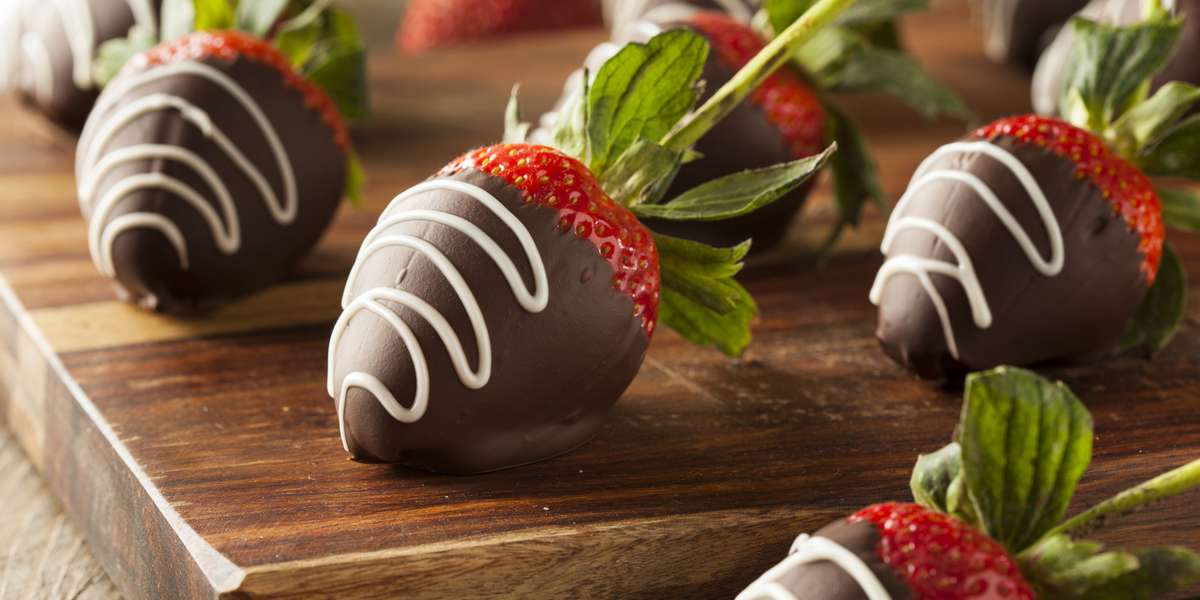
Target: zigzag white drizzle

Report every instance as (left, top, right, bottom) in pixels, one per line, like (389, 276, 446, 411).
(327, 179, 549, 450)
(18, 32, 53, 102)
(76, 61, 297, 278)
(868, 141, 1064, 359)
(736, 534, 893, 600)
(11, 0, 157, 93)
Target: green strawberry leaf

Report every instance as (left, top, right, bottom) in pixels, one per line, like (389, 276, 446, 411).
(1060, 14, 1182, 132)
(1111, 82, 1200, 155)
(1081, 547, 1200, 600)
(797, 28, 971, 121)
(275, 2, 325, 68)
(910, 442, 961, 515)
(1021, 535, 1140, 599)
(586, 29, 708, 177)
(835, 0, 928, 27)
(93, 24, 158, 86)
(305, 45, 368, 121)
(1022, 535, 1200, 600)
(1119, 241, 1186, 354)
(944, 468, 980, 526)
(655, 233, 757, 357)
(1140, 114, 1200, 180)
(632, 144, 835, 221)
(503, 85, 531, 144)
(600, 141, 683, 207)
(551, 69, 592, 162)
(284, 6, 368, 121)
(823, 102, 886, 251)
(1158, 185, 1200, 231)
(235, 0, 290, 37)
(765, 0, 817, 35)
(768, 0, 922, 33)
(957, 367, 1094, 554)
(790, 28, 848, 82)
(194, 0, 235, 31)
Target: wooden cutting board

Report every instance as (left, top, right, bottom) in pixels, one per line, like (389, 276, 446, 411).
(3, 4, 1200, 599)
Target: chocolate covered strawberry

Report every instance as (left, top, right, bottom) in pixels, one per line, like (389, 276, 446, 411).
(397, 0, 604, 54)
(76, 2, 367, 313)
(872, 4, 1197, 380)
(1032, 0, 1200, 116)
(327, 0, 856, 473)
(329, 144, 659, 471)
(638, 11, 829, 249)
(739, 503, 1034, 600)
(979, 0, 1087, 69)
(3, 0, 159, 129)
(739, 367, 1200, 600)
(546, 3, 967, 253)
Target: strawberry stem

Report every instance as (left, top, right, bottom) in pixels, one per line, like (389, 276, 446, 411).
(1042, 458, 1200, 540)
(660, 0, 859, 154)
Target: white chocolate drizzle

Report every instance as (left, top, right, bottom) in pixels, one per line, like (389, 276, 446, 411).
(9, 0, 157, 94)
(605, 0, 752, 43)
(76, 61, 297, 278)
(868, 141, 1063, 359)
(18, 32, 53, 102)
(327, 179, 549, 449)
(58, 0, 97, 88)
(736, 534, 893, 600)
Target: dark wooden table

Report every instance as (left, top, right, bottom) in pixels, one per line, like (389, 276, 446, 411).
(2, 2, 1200, 598)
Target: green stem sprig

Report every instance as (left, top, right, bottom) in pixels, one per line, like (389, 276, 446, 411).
(1040, 458, 1200, 542)
(661, 0, 859, 154)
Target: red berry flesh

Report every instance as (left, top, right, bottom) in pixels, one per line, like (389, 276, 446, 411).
(125, 30, 350, 152)
(973, 115, 1163, 284)
(851, 503, 1036, 600)
(398, 0, 603, 54)
(687, 11, 826, 159)
(441, 144, 661, 336)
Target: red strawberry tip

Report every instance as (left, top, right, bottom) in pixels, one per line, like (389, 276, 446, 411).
(851, 502, 1037, 599)
(972, 115, 1164, 285)
(686, 11, 827, 159)
(125, 30, 351, 153)
(440, 144, 661, 337)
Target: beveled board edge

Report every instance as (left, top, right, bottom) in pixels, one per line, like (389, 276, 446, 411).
(235, 507, 830, 599)
(0, 268, 851, 600)
(0, 274, 244, 599)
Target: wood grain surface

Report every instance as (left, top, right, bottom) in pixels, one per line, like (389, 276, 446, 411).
(2, 2, 1200, 599)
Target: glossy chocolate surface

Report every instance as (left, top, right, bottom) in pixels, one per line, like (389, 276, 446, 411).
(739, 519, 912, 600)
(13, 0, 157, 129)
(331, 169, 649, 474)
(78, 54, 346, 313)
(874, 135, 1149, 380)
(981, 0, 1088, 69)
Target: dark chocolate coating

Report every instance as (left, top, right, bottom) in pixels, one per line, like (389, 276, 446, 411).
(1158, 0, 1200, 84)
(630, 17, 812, 251)
(740, 519, 911, 600)
(1033, 0, 1200, 116)
(981, 0, 1088, 69)
(79, 55, 346, 313)
(535, 14, 809, 251)
(16, 0, 155, 130)
(331, 169, 649, 474)
(874, 135, 1149, 380)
